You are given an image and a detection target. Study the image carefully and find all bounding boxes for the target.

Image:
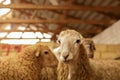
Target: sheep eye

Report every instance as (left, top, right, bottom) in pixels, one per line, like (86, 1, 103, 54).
(76, 39, 80, 43)
(57, 40, 61, 44)
(44, 51, 48, 54)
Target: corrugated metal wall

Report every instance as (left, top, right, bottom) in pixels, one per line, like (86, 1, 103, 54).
(93, 20, 120, 44)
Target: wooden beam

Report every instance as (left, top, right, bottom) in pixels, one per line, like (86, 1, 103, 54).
(0, 19, 114, 24)
(56, 0, 73, 32)
(0, 4, 120, 11)
(0, 29, 100, 34)
(98, 12, 120, 20)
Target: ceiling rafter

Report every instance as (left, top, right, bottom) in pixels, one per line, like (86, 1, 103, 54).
(12, 9, 48, 29)
(3, 9, 39, 38)
(98, 12, 120, 20)
(0, 4, 120, 11)
(0, 0, 119, 40)
(72, 1, 120, 20)
(0, 19, 115, 24)
(57, 0, 74, 29)
(43, 9, 116, 27)
(12, 8, 54, 36)
(51, 0, 74, 41)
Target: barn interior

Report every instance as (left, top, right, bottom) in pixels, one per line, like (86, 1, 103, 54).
(0, 0, 120, 60)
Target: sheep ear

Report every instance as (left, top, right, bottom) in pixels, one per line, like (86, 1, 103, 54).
(35, 51, 40, 57)
(80, 39, 84, 44)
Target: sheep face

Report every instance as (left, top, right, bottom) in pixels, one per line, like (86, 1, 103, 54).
(56, 30, 83, 63)
(35, 44, 58, 68)
(83, 39, 96, 58)
(23, 44, 58, 68)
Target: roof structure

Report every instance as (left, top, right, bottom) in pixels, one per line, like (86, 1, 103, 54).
(0, 0, 120, 44)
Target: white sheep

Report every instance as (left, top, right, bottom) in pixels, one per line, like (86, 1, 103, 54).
(55, 29, 120, 80)
(54, 38, 96, 60)
(0, 43, 58, 80)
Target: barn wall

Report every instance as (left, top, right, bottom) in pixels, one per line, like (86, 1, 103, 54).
(0, 42, 56, 56)
(93, 20, 120, 44)
(94, 44, 120, 59)
(1, 43, 120, 60)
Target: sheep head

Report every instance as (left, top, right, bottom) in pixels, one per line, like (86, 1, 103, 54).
(83, 38, 96, 58)
(36, 44, 58, 67)
(56, 29, 84, 63)
(22, 43, 58, 68)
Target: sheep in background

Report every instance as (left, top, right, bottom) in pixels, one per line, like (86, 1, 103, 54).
(0, 43, 58, 80)
(56, 29, 120, 80)
(83, 38, 96, 59)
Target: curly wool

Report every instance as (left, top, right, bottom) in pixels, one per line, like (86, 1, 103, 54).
(0, 44, 57, 80)
(40, 67, 57, 80)
(57, 44, 94, 80)
(57, 29, 120, 80)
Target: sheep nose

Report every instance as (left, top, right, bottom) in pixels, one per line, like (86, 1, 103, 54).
(63, 54, 69, 60)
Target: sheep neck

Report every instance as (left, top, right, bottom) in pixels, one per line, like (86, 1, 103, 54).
(67, 44, 93, 80)
(68, 62, 77, 80)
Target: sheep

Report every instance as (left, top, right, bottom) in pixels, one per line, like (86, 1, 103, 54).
(40, 67, 57, 80)
(0, 43, 58, 80)
(54, 38, 96, 60)
(39, 49, 58, 80)
(55, 29, 120, 80)
(83, 38, 96, 59)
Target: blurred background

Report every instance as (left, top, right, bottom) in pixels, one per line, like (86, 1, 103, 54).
(0, 0, 120, 59)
